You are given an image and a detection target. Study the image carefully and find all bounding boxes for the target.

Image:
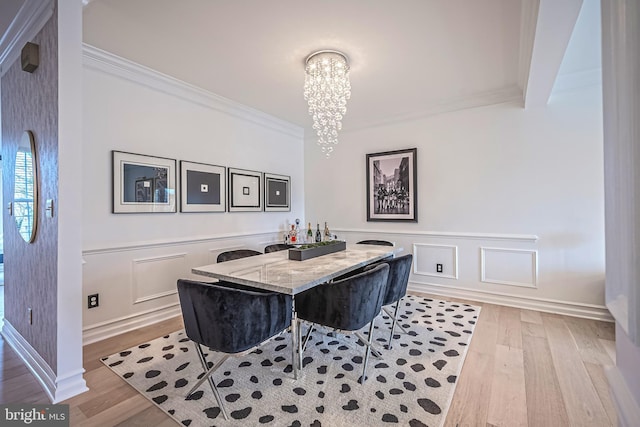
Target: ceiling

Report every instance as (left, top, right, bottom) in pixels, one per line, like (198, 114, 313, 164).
(1, 0, 601, 133)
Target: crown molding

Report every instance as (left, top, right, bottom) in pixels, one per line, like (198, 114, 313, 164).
(82, 44, 304, 139)
(343, 85, 524, 133)
(0, 0, 55, 77)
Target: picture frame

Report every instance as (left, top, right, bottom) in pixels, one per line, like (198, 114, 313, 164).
(112, 151, 177, 213)
(180, 161, 226, 213)
(264, 173, 291, 212)
(228, 167, 263, 212)
(366, 148, 417, 222)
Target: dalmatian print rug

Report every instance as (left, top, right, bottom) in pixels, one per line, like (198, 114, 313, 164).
(102, 296, 480, 427)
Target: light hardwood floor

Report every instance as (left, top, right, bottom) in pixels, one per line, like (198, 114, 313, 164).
(0, 294, 617, 426)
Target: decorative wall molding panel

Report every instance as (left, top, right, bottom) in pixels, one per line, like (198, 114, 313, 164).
(480, 247, 538, 288)
(409, 281, 612, 322)
(2, 320, 88, 402)
(413, 243, 458, 279)
(82, 230, 282, 255)
(132, 253, 187, 304)
(333, 228, 538, 243)
(82, 44, 303, 139)
(82, 232, 281, 344)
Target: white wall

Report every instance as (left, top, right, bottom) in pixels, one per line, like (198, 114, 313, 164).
(81, 46, 304, 342)
(305, 85, 607, 319)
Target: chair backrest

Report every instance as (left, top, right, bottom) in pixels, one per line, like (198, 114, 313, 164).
(296, 263, 389, 332)
(264, 243, 294, 253)
(177, 279, 292, 354)
(216, 249, 262, 263)
(380, 254, 413, 305)
(357, 239, 393, 246)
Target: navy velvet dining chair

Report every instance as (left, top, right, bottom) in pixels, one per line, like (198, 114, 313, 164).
(216, 249, 262, 263)
(177, 279, 292, 420)
(295, 263, 389, 384)
(264, 243, 294, 253)
(357, 239, 394, 246)
(366, 254, 413, 349)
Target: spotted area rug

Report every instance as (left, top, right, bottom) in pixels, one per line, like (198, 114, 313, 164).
(102, 296, 480, 427)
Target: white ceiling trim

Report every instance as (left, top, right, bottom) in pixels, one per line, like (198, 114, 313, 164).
(0, 0, 54, 77)
(82, 44, 304, 139)
(524, 0, 584, 108)
(343, 85, 524, 134)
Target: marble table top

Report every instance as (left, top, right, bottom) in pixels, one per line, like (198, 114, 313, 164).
(191, 243, 397, 295)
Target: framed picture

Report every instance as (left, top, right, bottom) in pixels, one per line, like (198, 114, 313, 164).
(112, 151, 177, 213)
(228, 167, 263, 212)
(180, 161, 226, 212)
(264, 173, 291, 212)
(366, 148, 417, 222)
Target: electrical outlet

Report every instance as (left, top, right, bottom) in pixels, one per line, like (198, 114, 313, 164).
(436, 263, 443, 273)
(88, 293, 99, 309)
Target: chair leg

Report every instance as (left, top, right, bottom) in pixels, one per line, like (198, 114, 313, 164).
(354, 331, 383, 358)
(384, 304, 409, 335)
(360, 319, 376, 384)
(188, 343, 229, 421)
(387, 302, 401, 350)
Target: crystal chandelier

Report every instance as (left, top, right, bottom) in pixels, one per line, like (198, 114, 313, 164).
(304, 50, 351, 157)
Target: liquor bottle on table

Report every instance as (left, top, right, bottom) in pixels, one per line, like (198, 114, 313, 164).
(307, 222, 313, 243)
(324, 222, 331, 241)
(290, 225, 297, 244)
(315, 223, 322, 243)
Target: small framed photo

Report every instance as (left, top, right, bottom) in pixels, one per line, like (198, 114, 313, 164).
(112, 151, 176, 213)
(366, 148, 417, 222)
(228, 167, 263, 212)
(180, 161, 226, 213)
(264, 173, 291, 212)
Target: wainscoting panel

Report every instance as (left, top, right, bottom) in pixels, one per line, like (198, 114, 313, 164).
(413, 243, 458, 279)
(480, 247, 538, 288)
(82, 231, 281, 344)
(132, 253, 188, 304)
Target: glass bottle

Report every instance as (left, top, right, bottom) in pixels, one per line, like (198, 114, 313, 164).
(324, 222, 331, 241)
(290, 224, 297, 244)
(307, 222, 313, 243)
(315, 223, 322, 243)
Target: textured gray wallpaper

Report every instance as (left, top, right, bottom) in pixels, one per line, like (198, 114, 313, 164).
(1, 7, 59, 372)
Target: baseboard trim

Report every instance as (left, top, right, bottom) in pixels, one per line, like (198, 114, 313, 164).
(1, 320, 88, 403)
(408, 281, 613, 322)
(82, 303, 182, 345)
(605, 366, 640, 427)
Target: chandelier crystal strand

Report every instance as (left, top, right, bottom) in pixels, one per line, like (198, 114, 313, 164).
(304, 51, 351, 157)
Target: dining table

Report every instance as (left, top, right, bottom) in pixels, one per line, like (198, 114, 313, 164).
(191, 243, 397, 378)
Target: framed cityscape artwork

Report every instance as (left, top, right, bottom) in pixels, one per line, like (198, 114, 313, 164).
(112, 151, 176, 213)
(366, 148, 417, 222)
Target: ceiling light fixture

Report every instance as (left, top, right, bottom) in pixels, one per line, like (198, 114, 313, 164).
(304, 50, 351, 157)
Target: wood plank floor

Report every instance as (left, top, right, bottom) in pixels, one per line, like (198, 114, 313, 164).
(0, 295, 617, 426)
